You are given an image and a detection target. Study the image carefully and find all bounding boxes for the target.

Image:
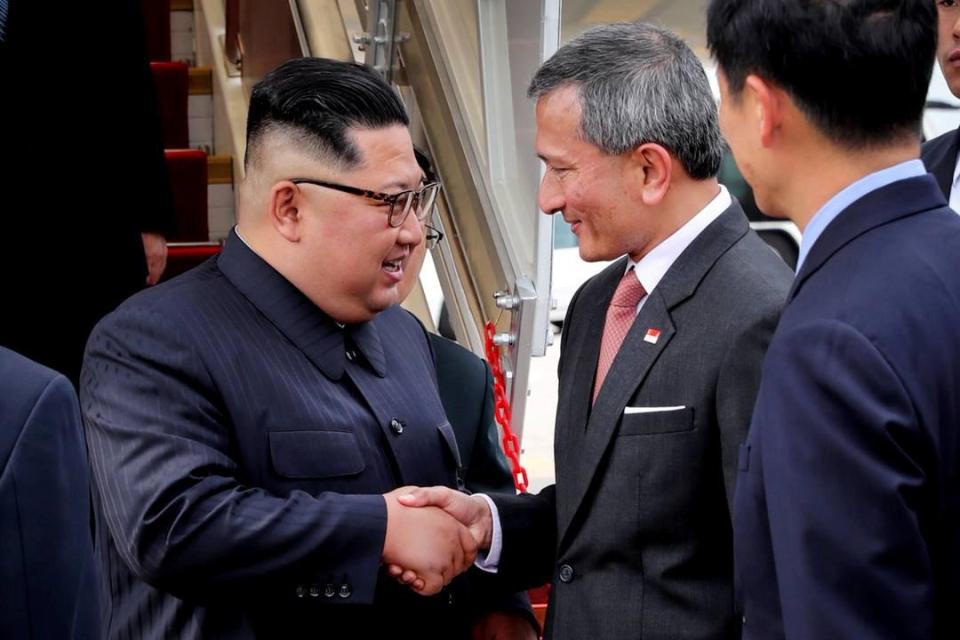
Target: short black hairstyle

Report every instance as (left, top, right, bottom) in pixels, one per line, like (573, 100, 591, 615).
(244, 57, 409, 170)
(413, 146, 437, 183)
(707, 0, 936, 148)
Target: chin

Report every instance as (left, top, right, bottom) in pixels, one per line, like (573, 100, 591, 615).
(577, 244, 600, 263)
(368, 290, 399, 314)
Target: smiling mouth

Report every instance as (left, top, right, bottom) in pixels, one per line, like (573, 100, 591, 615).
(383, 259, 402, 273)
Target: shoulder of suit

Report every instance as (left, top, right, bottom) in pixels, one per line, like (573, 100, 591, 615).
(713, 230, 794, 307)
(428, 333, 485, 376)
(0, 347, 66, 399)
(107, 259, 230, 320)
(0, 348, 76, 458)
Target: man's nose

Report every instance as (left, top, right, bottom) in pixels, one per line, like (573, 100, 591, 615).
(398, 208, 424, 246)
(538, 173, 564, 216)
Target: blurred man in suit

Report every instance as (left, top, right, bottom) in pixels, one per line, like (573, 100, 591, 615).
(923, 0, 960, 204)
(0, 347, 100, 639)
(0, 0, 175, 384)
(709, 0, 960, 637)
(401, 150, 523, 499)
(395, 22, 792, 639)
(396, 217, 537, 639)
(80, 57, 531, 639)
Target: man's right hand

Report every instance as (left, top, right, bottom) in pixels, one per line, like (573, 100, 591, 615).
(381, 487, 478, 596)
(398, 486, 494, 549)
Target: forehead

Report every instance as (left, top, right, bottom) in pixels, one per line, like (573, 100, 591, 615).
(534, 86, 598, 160)
(345, 125, 421, 188)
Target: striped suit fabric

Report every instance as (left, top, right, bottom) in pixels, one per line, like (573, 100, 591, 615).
(80, 231, 481, 639)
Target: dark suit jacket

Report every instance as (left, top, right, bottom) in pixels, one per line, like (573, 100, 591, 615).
(430, 333, 515, 495)
(921, 127, 960, 199)
(735, 174, 960, 639)
(0, 347, 100, 639)
(0, 0, 175, 384)
(429, 333, 536, 628)
(493, 203, 793, 639)
(80, 233, 487, 639)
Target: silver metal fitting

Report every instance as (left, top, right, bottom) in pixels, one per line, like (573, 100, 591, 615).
(492, 332, 515, 347)
(494, 290, 520, 310)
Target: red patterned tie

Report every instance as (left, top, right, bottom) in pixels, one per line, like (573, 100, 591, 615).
(593, 269, 646, 403)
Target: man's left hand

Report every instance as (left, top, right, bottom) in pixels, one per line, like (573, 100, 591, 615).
(471, 611, 539, 640)
(142, 232, 168, 285)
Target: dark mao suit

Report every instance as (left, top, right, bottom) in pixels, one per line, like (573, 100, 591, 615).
(81, 232, 492, 639)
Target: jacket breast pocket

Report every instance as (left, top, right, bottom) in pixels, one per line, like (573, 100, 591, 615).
(269, 430, 366, 479)
(618, 407, 695, 436)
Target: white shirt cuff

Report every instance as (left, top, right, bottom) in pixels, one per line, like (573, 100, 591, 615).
(473, 494, 503, 573)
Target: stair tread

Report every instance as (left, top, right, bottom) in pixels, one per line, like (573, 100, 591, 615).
(207, 154, 233, 185)
(171, 0, 193, 11)
(188, 66, 212, 95)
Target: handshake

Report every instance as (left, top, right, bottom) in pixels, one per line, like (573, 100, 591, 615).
(381, 486, 494, 595)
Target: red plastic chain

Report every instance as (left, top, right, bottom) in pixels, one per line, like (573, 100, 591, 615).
(484, 321, 529, 493)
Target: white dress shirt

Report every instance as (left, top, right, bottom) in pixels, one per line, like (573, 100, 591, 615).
(950, 150, 960, 214)
(476, 185, 733, 571)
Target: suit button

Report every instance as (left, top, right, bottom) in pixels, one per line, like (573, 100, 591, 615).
(308, 585, 320, 598)
(345, 349, 357, 362)
(295, 585, 306, 598)
(324, 584, 336, 598)
(742, 615, 747, 626)
(558, 564, 574, 583)
(338, 584, 352, 598)
(389, 418, 404, 435)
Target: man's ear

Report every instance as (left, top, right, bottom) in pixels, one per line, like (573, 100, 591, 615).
(629, 143, 673, 206)
(268, 181, 302, 242)
(745, 74, 783, 148)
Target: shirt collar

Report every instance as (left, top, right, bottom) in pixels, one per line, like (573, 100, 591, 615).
(797, 159, 926, 272)
(952, 147, 960, 190)
(626, 185, 732, 292)
(219, 227, 386, 379)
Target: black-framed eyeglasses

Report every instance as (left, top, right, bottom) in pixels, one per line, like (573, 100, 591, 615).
(290, 178, 441, 228)
(424, 224, 444, 250)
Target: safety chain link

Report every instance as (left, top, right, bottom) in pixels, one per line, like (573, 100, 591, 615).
(483, 321, 529, 493)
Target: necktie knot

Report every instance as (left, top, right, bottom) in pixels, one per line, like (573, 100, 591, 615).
(610, 270, 646, 308)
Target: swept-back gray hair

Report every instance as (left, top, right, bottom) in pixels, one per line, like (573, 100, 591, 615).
(529, 21, 723, 179)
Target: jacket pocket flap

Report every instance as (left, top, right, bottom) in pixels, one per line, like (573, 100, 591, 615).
(269, 430, 365, 479)
(619, 407, 694, 436)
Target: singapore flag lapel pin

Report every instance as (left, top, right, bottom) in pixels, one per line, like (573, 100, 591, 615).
(643, 328, 661, 344)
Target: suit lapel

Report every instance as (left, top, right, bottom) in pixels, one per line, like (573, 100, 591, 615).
(218, 230, 348, 380)
(556, 203, 750, 547)
(557, 289, 676, 542)
(923, 128, 960, 198)
(790, 174, 947, 301)
(554, 261, 624, 479)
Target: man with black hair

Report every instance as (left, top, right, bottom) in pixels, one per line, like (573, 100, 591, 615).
(708, 1, 960, 637)
(80, 57, 523, 639)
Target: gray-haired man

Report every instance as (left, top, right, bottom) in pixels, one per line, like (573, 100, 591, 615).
(396, 21, 793, 639)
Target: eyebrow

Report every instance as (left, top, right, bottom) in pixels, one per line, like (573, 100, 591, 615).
(380, 174, 428, 192)
(537, 152, 568, 164)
